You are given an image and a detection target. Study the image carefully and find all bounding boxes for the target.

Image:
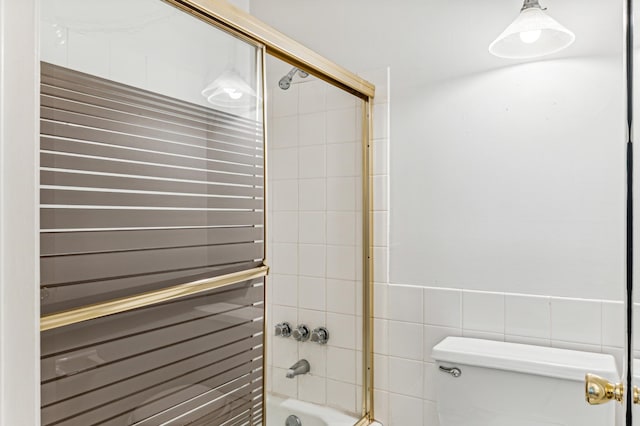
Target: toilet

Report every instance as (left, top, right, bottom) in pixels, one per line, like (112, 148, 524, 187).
(432, 337, 619, 426)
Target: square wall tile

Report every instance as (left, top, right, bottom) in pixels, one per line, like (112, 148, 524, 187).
(373, 211, 388, 247)
(299, 178, 326, 211)
(327, 212, 356, 245)
(374, 283, 389, 319)
(327, 313, 356, 349)
(327, 379, 356, 414)
(374, 247, 389, 284)
(298, 244, 326, 277)
(326, 279, 356, 315)
(374, 390, 390, 426)
(298, 276, 326, 311)
(374, 318, 389, 355)
(373, 139, 389, 176)
(272, 83, 298, 117)
(327, 346, 356, 383)
(505, 294, 550, 339)
(271, 274, 297, 307)
(272, 367, 298, 398)
(299, 343, 327, 377)
(374, 354, 389, 391)
(299, 80, 326, 114)
(423, 362, 438, 401)
(272, 337, 299, 369)
(271, 148, 299, 180)
(326, 108, 357, 143)
(298, 375, 326, 405)
(424, 325, 462, 362)
(326, 86, 357, 110)
(271, 115, 299, 149)
(327, 142, 357, 177)
(299, 211, 326, 244)
(299, 145, 326, 179)
(272, 243, 298, 275)
(388, 285, 423, 323)
(423, 400, 440, 426)
(327, 177, 356, 211)
(272, 179, 298, 211)
(373, 175, 388, 211)
(272, 211, 298, 243)
(462, 290, 505, 334)
(388, 321, 423, 361)
(424, 287, 461, 328)
(299, 112, 326, 146)
(551, 297, 602, 345)
(388, 357, 423, 398)
(388, 393, 423, 426)
(326, 245, 356, 280)
(297, 308, 326, 330)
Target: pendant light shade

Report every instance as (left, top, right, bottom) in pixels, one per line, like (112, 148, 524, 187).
(489, 0, 575, 59)
(201, 69, 258, 109)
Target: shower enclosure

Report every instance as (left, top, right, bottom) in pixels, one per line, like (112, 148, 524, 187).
(37, 0, 374, 425)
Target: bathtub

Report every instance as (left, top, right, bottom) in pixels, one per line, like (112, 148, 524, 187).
(266, 395, 359, 426)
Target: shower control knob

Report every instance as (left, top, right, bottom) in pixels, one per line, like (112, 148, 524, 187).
(275, 322, 292, 338)
(310, 327, 329, 344)
(292, 324, 310, 342)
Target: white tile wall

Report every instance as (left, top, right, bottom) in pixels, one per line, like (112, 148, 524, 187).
(266, 71, 383, 418)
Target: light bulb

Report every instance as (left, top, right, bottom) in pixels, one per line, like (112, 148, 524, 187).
(519, 29, 542, 44)
(223, 87, 243, 100)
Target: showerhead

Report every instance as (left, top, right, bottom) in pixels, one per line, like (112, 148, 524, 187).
(278, 67, 309, 90)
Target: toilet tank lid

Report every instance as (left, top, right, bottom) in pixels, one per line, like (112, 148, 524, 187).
(432, 337, 618, 382)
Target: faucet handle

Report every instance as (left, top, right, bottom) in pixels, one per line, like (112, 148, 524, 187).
(292, 324, 310, 342)
(275, 322, 292, 337)
(310, 327, 329, 344)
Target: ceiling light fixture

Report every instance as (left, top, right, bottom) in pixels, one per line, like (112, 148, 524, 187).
(201, 69, 257, 109)
(489, 0, 575, 59)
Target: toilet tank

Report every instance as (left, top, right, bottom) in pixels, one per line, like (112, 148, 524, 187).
(432, 337, 619, 426)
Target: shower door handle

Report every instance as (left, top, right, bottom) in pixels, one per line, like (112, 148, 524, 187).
(584, 374, 624, 405)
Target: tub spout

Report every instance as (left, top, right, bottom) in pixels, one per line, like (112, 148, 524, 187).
(286, 359, 310, 378)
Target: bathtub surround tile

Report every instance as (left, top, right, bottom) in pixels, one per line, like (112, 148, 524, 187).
(356, 350, 363, 385)
(373, 247, 389, 285)
(374, 283, 389, 319)
(424, 287, 461, 328)
(298, 112, 326, 146)
(374, 390, 390, 425)
(298, 178, 326, 211)
(298, 211, 326, 244)
(327, 379, 356, 414)
(388, 393, 423, 426)
(551, 297, 602, 345)
(327, 177, 356, 211)
(326, 312, 357, 349)
(326, 142, 357, 177)
(423, 325, 462, 362)
(388, 357, 423, 398)
(272, 115, 299, 149)
(272, 179, 299, 211)
(602, 301, 625, 348)
(272, 243, 298, 276)
(462, 290, 505, 334)
(326, 108, 357, 143)
(272, 211, 299, 243)
(374, 354, 389, 391)
(298, 244, 326, 277)
(326, 279, 356, 315)
(388, 320, 424, 361)
(298, 276, 326, 311)
(271, 274, 298, 307)
(373, 175, 388, 211)
(297, 309, 326, 332)
(272, 304, 298, 327)
(374, 318, 389, 355)
(326, 245, 356, 280)
(272, 367, 298, 398)
(326, 86, 357, 110)
(299, 145, 326, 179)
(299, 343, 327, 377)
(551, 340, 602, 353)
(327, 212, 356, 245)
(298, 374, 326, 405)
(373, 139, 389, 176)
(505, 294, 550, 339)
(327, 346, 356, 384)
(299, 80, 326, 114)
(272, 337, 299, 369)
(373, 211, 389, 247)
(272, 83, 298, 117)
(388, 285, 423, 323)
(270, 147, 299, 180)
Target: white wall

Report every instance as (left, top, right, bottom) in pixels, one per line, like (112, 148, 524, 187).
(0, 0, 40, 424)
(250, 0, 626, 301)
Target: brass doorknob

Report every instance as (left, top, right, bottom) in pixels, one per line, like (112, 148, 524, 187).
(585, 374, 624, 405)
(634, 386, 640, 404)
